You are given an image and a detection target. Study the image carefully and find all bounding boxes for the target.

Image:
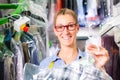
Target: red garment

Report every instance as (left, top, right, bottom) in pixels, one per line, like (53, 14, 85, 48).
(55, 0, 62, 12)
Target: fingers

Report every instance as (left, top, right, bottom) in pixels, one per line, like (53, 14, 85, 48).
(95, 47, 110, 63)
(86, 44, 100, 56)
(86, 44, 110, 68)
(87, 44, 109, 57)
(88, 46, 109, 61)
(87, 44, 98, 50)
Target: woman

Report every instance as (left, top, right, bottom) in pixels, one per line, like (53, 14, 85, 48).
(40, 8, 109, 70)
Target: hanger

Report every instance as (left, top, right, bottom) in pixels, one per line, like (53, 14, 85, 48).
(0, 0, 25, 57)
(0, 0, 25, 25)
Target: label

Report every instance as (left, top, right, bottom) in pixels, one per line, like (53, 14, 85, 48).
(14, 16, 30, 32)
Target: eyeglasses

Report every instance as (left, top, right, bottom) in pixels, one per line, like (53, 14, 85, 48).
(55, 23, 77, 32)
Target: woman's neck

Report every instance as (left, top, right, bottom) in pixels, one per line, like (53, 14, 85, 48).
(58, 45, 78, 64)
(61, 46, 77, 54)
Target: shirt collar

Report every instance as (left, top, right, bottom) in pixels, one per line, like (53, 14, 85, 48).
(76, 48, 86, 60)
(51, 48, 86, 62)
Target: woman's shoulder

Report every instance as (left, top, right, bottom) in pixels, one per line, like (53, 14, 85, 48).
(39, 54, 58, 68)
(39, 56, 52, 68)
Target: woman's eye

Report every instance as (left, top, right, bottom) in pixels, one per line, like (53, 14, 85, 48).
(68, 24, 73, 27)
(57, 26, 63, 29)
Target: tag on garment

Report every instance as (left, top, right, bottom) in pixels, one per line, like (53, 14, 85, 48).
(14, 16, 30, 32)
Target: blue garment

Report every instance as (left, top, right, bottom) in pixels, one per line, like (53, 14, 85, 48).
(40, 48, 86, 68)
(28, 42, 40, 65)
(21, 32, 40, 65)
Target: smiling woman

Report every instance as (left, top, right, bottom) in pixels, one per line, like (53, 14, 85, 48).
(40, 8, 110, 70)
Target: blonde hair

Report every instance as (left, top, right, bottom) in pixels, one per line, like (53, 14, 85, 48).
(53, 8, 78, 25)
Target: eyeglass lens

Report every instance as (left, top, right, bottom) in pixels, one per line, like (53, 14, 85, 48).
(55, 23, 76, 32)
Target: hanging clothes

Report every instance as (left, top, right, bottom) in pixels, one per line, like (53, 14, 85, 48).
(76, 0, 86, 27)
(28, 25, 46, 60)
(22, 42, 30, 63)
(4, 56, 16, 80)
(10, 38, 24, 80)
(62, 0, 78, 12)
(55, 0, 62, 12)
(98, 0, 108, 20)
(0, 55, 16, 80)
(86, 0, 98, 18)
(47, 0, 56, 27)
(0, 0, 48, 80)
(0, 37, 15, 80)
(20, 32, 40, 65)
(102, 35, 120, 80)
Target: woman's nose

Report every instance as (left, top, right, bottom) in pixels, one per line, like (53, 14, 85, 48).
(63, 27, 69, 34)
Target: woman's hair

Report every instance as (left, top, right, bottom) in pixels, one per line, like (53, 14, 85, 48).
(53, 8, 78, 25)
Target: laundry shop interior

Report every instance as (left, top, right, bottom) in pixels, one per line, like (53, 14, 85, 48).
(0, 0, 120, 80)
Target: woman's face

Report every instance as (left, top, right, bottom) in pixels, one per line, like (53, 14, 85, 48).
(54, 14, 79, 47)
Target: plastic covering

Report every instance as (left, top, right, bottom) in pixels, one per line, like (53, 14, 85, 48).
(24, 56, 112, 80)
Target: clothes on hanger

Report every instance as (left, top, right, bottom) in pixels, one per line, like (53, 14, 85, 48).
(0, 55, 16, 80)
(0, 1, 48, 80)
(10, 38, 24, 80)
(77, 0, 86, 27)
(102, 35, 120, 80)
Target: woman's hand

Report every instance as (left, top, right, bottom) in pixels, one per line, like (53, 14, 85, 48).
(87, 44, 110, 69)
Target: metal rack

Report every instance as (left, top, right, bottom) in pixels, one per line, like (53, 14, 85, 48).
(0, 0, 25, 25)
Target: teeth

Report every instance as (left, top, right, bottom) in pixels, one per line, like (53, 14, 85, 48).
(62, 36, 71, 40)
(63, 38, 69, 40)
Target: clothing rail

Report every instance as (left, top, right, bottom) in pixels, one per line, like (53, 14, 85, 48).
(0, 4, 18, 9)
(0, 0, 25, 25)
